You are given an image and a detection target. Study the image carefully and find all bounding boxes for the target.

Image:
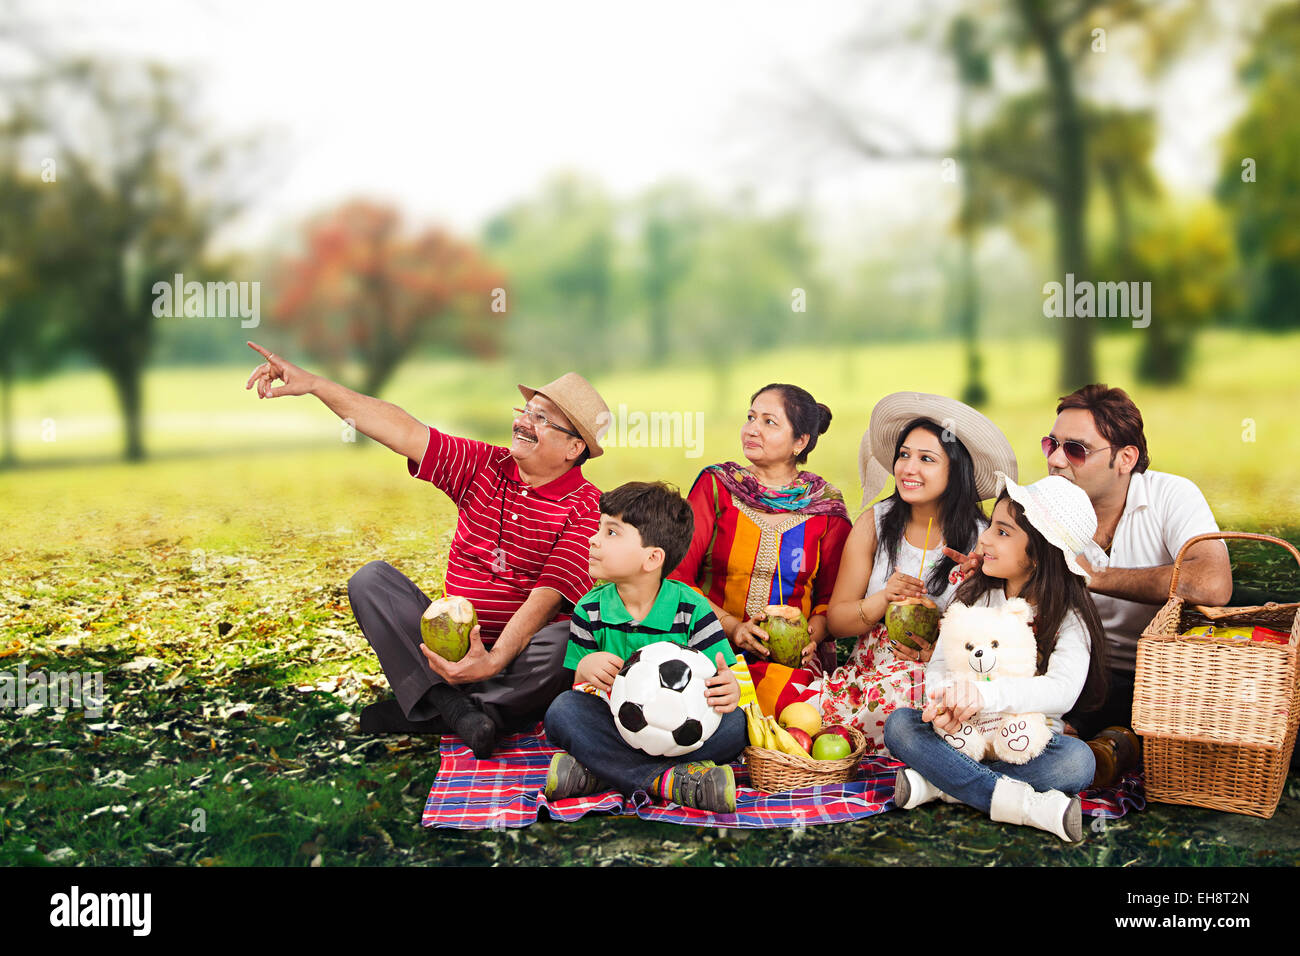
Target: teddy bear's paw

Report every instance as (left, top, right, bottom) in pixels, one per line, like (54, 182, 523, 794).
(937, 722, 973, 750)
(993, 716, 1050, 764)
(937, 722, 987, 760)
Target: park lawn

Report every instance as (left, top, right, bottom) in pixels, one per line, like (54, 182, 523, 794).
(2, 330, 1299, 866)
(7, 327, 1300, 529)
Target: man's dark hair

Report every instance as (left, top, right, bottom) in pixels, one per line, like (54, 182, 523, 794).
(1057, 384, 1150, 473)
(598, 481, 695, 579)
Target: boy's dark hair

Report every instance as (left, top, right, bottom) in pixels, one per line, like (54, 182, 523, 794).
(1057, 383, 1150, 473)
(953, 491, 1110, 712)
(598, 481, 695, 579)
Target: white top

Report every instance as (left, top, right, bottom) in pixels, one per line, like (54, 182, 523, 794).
(867, 500, 982, 612)
(928, 588, 1091, 730)
(1092, 469, 1223, 674)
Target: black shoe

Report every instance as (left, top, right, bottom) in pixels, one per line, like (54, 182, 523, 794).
(359, 699, 449, 735)
(423, 685, 498, 758)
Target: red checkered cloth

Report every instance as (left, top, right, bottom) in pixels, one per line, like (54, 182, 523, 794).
(420, 723, 1144, 829)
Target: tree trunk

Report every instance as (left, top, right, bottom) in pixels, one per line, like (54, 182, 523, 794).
(1021, 0, 1096, 391)
(109, 364, 146, 462)
(956, 89, 987, 407)
(0, 367, 14, 468)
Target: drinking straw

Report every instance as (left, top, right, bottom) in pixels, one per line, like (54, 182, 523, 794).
(918, 517, 933, 580)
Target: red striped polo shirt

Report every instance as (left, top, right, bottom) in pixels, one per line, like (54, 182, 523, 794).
(407, 426, 602, 645)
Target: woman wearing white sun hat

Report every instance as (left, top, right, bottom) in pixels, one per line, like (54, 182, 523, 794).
(884, 473, 1111, 843)
(821, 392, 1018, 755)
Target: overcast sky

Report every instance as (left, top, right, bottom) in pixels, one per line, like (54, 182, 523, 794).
(22, 0, 1247, 250)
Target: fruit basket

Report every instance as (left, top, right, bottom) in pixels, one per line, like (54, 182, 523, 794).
(1132, 532, 1300, 819)
(744, 726, 868, 794)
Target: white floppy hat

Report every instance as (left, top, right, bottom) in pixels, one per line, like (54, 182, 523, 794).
(858, 392, 1018, 509)
(995, 471, 1110, 582)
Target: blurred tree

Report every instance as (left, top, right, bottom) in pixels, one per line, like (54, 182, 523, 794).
(1127, 200, 1238, 383)
(482, 174, 620, 370)
(274, 200, 502, 398)
(483, 175, 821, 380)
(786, 0, 1211, 391)
(12, 58, 266, 460)
(0, 163, 65, 465)
(1217, 1, 1300, 330)
(949, 14, 992, 406)
(639, 183, 703, 366)
(1090, 106, 1159, 268)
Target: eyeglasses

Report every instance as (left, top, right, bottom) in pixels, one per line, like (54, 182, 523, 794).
(1041, 436, 1114, 467)
(513, 405, 582, 440)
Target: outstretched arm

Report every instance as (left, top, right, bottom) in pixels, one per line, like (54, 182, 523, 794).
(245, 341, 427, 462)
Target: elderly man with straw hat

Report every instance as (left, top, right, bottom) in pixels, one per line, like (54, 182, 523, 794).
(245, 342, 610, 758)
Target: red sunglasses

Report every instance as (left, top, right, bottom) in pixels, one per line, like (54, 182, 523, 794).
(1041, 436, 1114, 467)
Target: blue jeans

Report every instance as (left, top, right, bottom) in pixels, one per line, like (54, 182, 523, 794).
(544, 690, 748, 796)
(882, 708, 1095, 813)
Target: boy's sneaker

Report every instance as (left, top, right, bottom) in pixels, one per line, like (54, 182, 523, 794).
(543, 753, 609, 801)
(667, 761, 736, 814)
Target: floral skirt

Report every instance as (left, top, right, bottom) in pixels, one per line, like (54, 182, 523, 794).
(819, 622, 926, 757)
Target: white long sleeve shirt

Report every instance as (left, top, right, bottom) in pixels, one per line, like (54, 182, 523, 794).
(927, 589, 1092, 729)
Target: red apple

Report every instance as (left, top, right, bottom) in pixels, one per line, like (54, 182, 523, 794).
(786, 727, 813, 754)
(813, 724, 855, 750)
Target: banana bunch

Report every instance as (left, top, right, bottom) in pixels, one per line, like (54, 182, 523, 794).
(743, 702, 810, 757)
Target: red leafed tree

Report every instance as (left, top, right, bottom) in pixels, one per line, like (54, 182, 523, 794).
(274, 200, 503, 397)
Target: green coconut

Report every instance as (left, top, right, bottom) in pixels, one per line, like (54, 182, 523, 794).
(763, 605, 810, 668)
(885, 597, 940, 652)
(420, 597, 478, 662)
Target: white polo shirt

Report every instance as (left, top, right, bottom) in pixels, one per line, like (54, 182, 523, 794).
(1092, 469, 1223, 674)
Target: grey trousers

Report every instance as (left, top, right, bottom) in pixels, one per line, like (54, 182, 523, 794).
(347, 560, 572, 730)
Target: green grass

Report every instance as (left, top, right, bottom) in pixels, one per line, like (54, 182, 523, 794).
(2, 330, 1298, 866)
(7, 328, 1300, 532)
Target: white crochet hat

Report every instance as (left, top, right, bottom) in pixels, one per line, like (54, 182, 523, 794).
(995, 472, 1109, 582)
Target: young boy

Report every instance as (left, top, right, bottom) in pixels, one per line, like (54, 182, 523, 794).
(543, 481, 755, 814)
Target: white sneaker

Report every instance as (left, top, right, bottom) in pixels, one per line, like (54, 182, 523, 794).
(989, 777, 1083, 842)
(893, 768, 959, 809)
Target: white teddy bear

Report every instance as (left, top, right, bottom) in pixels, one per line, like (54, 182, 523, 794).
(930, 598, 1052, 765)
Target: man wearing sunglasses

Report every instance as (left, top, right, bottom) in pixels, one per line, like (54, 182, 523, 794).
(948, 384, 1231, 739)
(245, 342, 610, 758)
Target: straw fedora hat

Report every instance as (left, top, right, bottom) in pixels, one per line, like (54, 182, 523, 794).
(858, 391, 1018, 508)
(517, 372, 611, 459)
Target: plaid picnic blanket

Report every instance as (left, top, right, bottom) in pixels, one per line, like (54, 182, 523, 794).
(421, 723, 1145, 830)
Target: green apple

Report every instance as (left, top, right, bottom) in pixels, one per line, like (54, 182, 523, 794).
(811, 732, 852, 761)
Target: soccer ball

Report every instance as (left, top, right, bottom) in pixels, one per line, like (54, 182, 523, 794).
(608, 642, 722, 757)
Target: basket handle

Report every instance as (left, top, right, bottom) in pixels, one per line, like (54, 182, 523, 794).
(1168, 531, 1300, 601)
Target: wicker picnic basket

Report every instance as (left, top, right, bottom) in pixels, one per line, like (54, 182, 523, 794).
(744, 726, 868, 794)
(1132, 532, 1300, 819)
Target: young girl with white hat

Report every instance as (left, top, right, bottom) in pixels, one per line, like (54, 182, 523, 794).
(883, 472, 1111, 842)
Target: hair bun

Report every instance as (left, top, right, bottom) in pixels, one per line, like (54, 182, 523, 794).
(817, 403, 832, 435)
